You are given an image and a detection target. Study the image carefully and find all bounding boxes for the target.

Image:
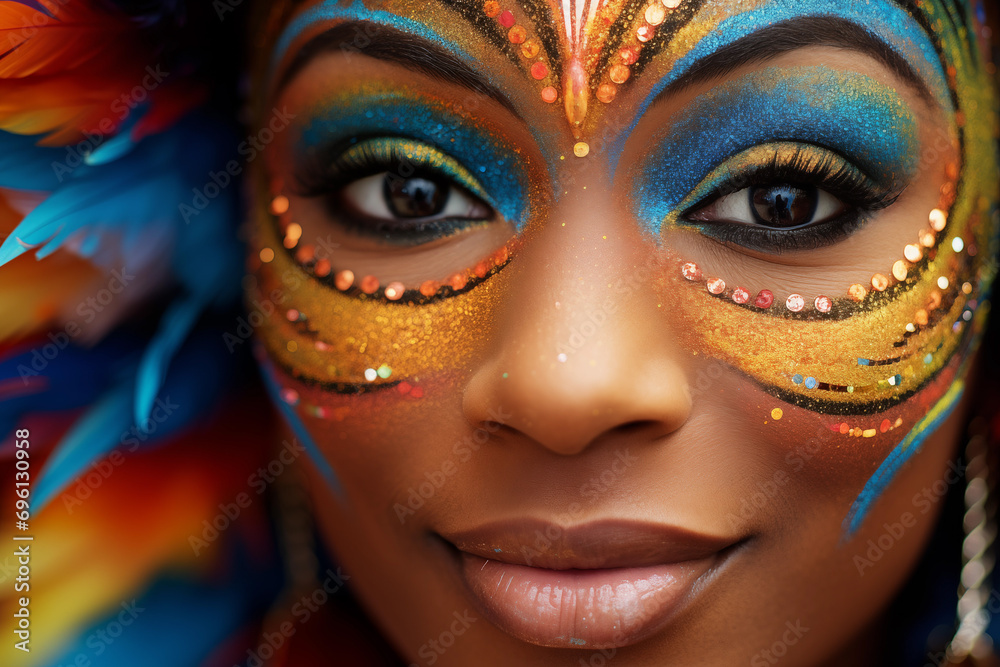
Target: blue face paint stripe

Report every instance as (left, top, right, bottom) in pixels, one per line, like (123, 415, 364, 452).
(611, 1, 951, 171)
(259, 359, 346, 500)
(841, 379, 965, 538)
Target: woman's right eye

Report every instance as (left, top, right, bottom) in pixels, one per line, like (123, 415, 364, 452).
(340, 171, 493, 224)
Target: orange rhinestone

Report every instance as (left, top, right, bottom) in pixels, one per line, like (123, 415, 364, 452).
(645, 3, 666, 25)
(295, 245, 315, 264)
(919, 230, 936, 248)
(530, 61, 548, 79)
(848, 284, 867, 301)
(871, 274, 889, 291)
(596, 83, 616, 103)
(609, 64, 630, 84)
(915, 309, 929, 326)
(419, 280, 439, 297)
(314, 258, 331, 277)
(520, 38, 539, 58)
(929, 208, 947, 232)
(892, 260, 908, 282)
(334, 269, 354, 291)
(483, 0, 500, 16)
(360, 275, 379, 294)
(384, 281, 405, 301)
(540, 86, 558, 103)
(447, 273, 468, 291)
(619, 46, 639, 64)
(904, 244, 923, 262)
(507, 25, 526, 44)
(637, 25, 655, 42)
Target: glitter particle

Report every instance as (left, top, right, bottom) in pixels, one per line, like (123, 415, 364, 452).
(814, 295, 833, 313)
(384, 281, 405, 300)
(540, 86, 558, 103)
(530, 61, 548, 79)
(557, 353, 568, 363)
(707, 277, 726, 295)
(937, 276, 950, 290)
(892, 260, 908, 282)
(871, 274, 889, 291)
(953, 237, 965, 253)
(280, 388, 299, 405)
(681, 262, 702, 281)
(364, 368, 377, 382)
(785, 294, 805, 312)
(286, 340, 297, 353)
(963, 282, 973, 294)
(334, 269, 354, 291)
(731, 287, 750, 304)
(645, 4, 666, 25)
(286, 309, 300, 322)
(507, 25, 527, 44)
(377, 364, 392, 379)
(754, 290, 774, 309)
(771, 408, 783, 420)
(573, 141, 590, 157)
(270, 195, 289, 215)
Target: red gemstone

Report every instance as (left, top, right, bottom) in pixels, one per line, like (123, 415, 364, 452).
(755, 290, 774, 308)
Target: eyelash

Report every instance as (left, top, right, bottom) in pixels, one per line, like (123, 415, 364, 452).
(679, 146, 904, 253)
(291, 136, 494, 244)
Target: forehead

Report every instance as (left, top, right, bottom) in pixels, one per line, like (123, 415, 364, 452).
(269, 0, 969, 140)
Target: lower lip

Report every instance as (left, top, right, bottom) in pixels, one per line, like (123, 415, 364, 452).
(458, 552, 718, 649)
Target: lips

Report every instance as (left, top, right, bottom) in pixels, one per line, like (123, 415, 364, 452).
(440, 519, 740, 649)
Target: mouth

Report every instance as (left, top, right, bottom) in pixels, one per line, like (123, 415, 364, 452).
(437, 518, 745, 649)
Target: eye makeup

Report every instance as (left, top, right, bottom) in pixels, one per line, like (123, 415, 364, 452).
(633, 66, 921, 235)
(293, 85, 532, 229)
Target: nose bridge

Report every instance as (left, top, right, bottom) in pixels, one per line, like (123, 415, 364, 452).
(462, 181, 692, 455)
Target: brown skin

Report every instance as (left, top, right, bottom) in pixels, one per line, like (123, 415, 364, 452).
(257, 10, 989, 667)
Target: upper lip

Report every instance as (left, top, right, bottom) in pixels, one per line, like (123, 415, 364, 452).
(439, 518, 742, 570)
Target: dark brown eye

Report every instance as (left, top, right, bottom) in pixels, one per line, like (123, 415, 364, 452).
(750, 185, 818, 228)
(383, 174, 447, 218)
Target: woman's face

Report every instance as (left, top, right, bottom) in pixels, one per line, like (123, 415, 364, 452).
(249, 1, 999, 664)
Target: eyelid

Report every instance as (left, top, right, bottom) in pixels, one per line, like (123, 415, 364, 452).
(293, 136, 495, 208)
(674, 142, 892, 224)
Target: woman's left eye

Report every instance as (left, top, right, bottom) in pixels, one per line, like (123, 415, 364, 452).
(688, 184, 847, 228)
(341, 171, 491, 222)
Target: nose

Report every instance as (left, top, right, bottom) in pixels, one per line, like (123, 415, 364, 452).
(463, 189, 692, 456)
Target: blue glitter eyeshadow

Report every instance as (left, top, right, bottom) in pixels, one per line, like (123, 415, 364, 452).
(631, 67, 919, 234)
(297, 92, 529, 228)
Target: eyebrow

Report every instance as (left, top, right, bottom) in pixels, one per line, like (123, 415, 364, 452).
(652, 15, 936, 108)
(273, 21, 520, 117)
